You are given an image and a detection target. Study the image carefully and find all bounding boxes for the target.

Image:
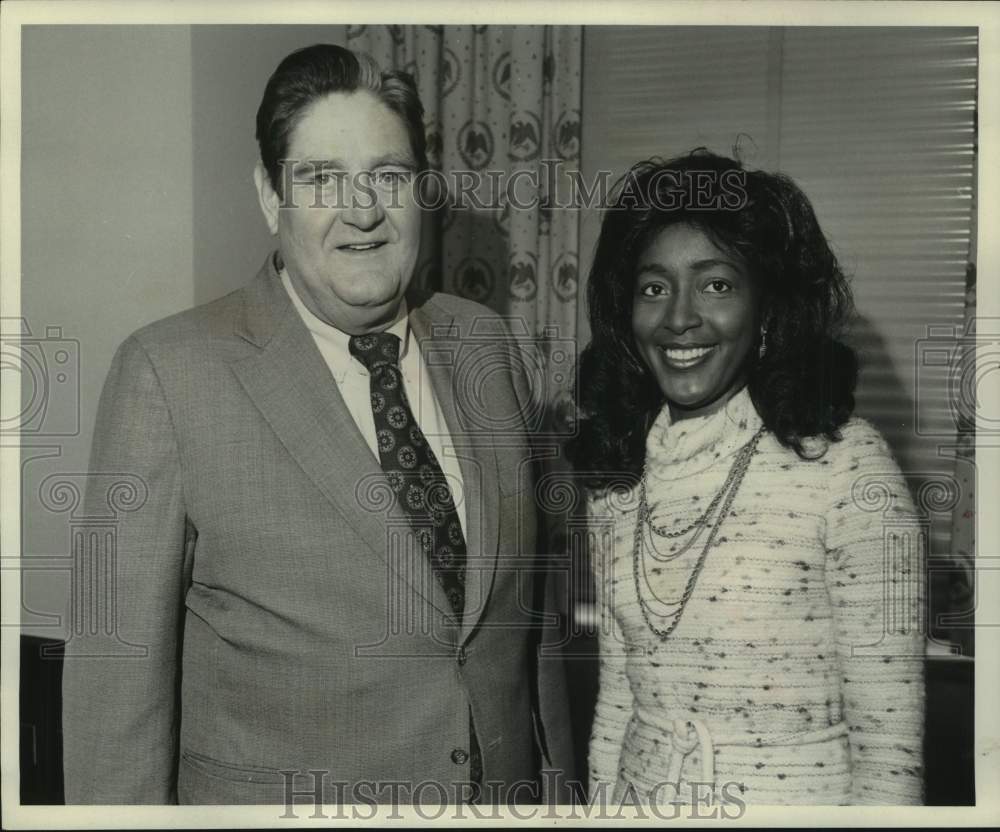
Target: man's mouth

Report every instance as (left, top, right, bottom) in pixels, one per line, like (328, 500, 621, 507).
(337, 242, 386, 253)
(659, 344, 716, 369)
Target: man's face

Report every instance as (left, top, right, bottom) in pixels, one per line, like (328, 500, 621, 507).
(256, 91, 422, 334)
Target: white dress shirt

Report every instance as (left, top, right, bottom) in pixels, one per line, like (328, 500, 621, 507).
(281, 269, 467, 536)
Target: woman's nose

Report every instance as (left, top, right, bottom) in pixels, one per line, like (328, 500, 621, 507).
(662, 292, 702, 333)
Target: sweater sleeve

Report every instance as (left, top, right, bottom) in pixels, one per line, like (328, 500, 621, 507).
(586, 495, 634, 800)
(824, 420, 926, 805)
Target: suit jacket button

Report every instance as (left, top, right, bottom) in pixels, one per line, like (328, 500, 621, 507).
(451, 748, 469, 765)
(456, 646, 467, 666)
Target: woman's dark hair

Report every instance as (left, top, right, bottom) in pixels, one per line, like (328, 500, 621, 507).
(255, 43, 427, 194)
(566, 149, 858, 488)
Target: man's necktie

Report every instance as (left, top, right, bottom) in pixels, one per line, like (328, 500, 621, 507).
(348, 331, 483, 794)
(348, 331, 468, 616)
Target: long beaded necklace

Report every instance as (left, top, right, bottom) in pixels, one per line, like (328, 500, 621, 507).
(632, 424, 766, 641)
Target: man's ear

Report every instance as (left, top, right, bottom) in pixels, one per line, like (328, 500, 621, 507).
(254, 161, 280, 236)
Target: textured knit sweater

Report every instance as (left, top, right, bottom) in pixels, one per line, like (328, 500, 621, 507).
(587, 389, 925, 805)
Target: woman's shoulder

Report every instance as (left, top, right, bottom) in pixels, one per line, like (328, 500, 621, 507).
(815, 416, 916, 518)
(836, 414, 889, 444)
(827, 416, 899, 466)
(756, 417, 905, 509)
(770, 416, 894, 463)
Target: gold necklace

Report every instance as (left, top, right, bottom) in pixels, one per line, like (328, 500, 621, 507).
(632, 425, 765, 641)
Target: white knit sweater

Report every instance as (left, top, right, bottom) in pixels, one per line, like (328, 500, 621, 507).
(587, 389, 925, 805)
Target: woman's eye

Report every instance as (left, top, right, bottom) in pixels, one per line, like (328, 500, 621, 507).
(705, 279, 732, 294)
(639, 283, 666, 297)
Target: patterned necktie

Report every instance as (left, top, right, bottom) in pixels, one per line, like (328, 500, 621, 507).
(349, 331, 483, 795)
(348, 331, 468, 620)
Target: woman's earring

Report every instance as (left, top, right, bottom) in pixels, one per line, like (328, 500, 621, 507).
(758, 325, 768, 359)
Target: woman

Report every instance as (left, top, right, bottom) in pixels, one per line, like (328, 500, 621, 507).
(569, 150, 925, 806)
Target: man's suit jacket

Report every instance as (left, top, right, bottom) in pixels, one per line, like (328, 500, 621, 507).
(62, 254, 573, 804)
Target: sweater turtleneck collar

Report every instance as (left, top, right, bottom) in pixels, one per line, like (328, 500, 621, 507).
(644, 386, 763, 482)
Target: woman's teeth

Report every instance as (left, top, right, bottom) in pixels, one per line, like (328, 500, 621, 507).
(663, 346, 713, 360)
(661, 345, 715, 367)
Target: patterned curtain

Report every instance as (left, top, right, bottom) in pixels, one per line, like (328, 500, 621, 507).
(348, 24, 583, 410)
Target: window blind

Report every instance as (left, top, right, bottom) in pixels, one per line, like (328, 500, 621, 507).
(777, 27, 977, 557)
(579, 26, 977, 561)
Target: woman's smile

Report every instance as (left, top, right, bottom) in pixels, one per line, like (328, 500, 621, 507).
(632, 224, 760, 421)
(658, 343, 717, 369)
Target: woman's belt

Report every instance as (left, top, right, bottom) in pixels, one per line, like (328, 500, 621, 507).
(633, 710, 849, 796)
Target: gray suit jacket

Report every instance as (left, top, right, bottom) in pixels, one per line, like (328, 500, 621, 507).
(62, 254, 573, 804)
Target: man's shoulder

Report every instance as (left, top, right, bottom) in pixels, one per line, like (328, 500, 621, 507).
(125, 253, 281, 354)
(131, 289, 245, 344)
(128, 287, 246, 353)
(416, 291, 514, 338)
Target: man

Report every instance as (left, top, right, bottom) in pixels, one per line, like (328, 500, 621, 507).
(62, 43, 572, 805)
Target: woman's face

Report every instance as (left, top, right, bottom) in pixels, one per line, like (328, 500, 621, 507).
(631, 223, 761, 421)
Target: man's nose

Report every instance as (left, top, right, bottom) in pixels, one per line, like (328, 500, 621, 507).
(340, 173, 385, 231)
(663, 292, 702, 334)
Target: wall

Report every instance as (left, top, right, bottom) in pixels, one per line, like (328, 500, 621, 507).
(20, 26, 195, 638)
(190, 25, 347, 301)
(19, 24, 346, 638)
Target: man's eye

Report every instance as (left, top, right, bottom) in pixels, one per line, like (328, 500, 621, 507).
(314, 171, 344, 186)
(373, 169, 412, 186)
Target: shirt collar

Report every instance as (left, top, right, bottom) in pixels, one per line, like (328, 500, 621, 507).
(280, 267, 410, 381)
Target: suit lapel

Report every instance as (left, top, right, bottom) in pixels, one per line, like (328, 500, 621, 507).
(410, 301, 501, 644)
(228, 257, 453, 623)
